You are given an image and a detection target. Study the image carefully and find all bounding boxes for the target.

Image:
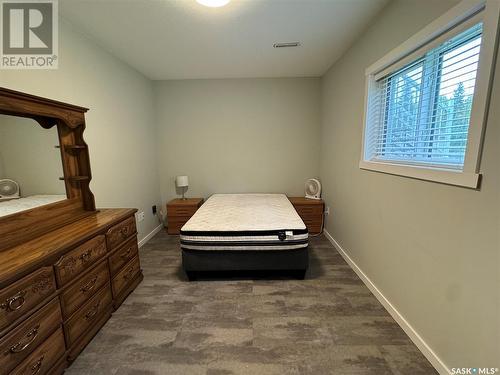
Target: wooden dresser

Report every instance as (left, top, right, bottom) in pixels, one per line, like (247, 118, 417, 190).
(0, 88, 143, 374)
(288, 197, 324, 235)
(167, 198, 204, 235)
(0, 209, 143, 373)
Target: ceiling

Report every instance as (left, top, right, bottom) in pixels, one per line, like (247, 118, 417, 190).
(60, 0, 388, 80)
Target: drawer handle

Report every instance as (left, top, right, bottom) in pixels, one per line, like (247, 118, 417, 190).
(120, 247, 133, 260)
(120, 226, 130, 238)
(9, 324, 40, 353)
(79, 249, 93, 263)
(123, 266, 135, 281)
(0, 290, 27, 312)
(85, 301, 101, 321)
(80, 275, 98, 293)
(31, 354, 44, 375)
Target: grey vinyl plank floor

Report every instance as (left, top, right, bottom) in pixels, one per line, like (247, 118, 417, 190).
(65, 231, 437, 375)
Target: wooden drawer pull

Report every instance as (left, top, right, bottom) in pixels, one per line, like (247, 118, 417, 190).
(79, 249, 93, 263)
(80, 275, 98, 293)
(30, 354, 44, 375)
(0, 290, 27, 312)
(9, 324, 40, 353)
(120, 247, 133, 260)
(85, 302, 101, 321)
(120, 227, 130, 238)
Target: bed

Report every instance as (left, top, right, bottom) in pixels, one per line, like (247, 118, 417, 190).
(0, 195, 66, 217)
(180, 193, 309, 279)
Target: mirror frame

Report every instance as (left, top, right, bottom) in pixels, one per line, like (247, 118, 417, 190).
(0, 87, 96, 251)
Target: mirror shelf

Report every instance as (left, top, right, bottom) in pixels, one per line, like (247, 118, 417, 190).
(59, 176, 90, 181)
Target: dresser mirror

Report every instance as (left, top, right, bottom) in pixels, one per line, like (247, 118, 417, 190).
(0, 87, 95, 252)
(0, 114, 67, 218)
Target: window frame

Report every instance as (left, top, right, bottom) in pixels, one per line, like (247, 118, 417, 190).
(359, 0, 500, 188)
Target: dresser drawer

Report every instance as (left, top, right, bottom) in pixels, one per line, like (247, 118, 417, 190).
(294, 205, 324, 217)
(0, 267, 56, 331)
(304, 224, 322, 235)
(10, 327, 65, 375)
(65, 283, 112, 346)
(302, 216, 323, 226)
(168, 216, 191, 233)
(302, 217, 322, 233)
(112, 256, 141, 298)
(67, 308, 110, 362)
(54, 235, 107, 287)
(109, 237, 138, 276)
(106, 216, 137, 250)
(167, 220, 187, 234)
(168, 215, 191, 225)
(167, 205, 199, 217)
(47, 355, 67, 375)
(0, 298, 62, 373)
(60, 260, 110, 319)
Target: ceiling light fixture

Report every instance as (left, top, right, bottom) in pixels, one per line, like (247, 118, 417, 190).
(273, 42, 301, 48)
(196, 0, 230, 7)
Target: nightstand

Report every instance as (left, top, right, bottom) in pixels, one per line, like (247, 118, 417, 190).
(288, 197, 324, 235)
(166, 198, 204, 235)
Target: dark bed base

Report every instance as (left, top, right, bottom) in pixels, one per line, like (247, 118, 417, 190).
(185, 269, 307, 281)
(182, 247, 309, 281)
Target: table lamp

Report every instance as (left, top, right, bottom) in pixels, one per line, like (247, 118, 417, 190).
(176, 175, 189, 200)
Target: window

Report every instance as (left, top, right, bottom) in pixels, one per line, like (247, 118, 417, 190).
(375, 24, 481, 168)
(360, 0, 499, 188)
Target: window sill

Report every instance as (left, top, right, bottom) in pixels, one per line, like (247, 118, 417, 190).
(359, 160, 480, 188)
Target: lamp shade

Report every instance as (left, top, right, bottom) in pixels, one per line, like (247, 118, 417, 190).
(176, 175, 189, 188)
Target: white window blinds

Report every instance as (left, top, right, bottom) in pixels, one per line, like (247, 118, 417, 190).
(364, 22, 483, 170)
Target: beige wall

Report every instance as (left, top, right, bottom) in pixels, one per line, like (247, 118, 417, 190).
(320, 0, 498, 369)
(0, 20, 162, 241)
(155, 78, 321, 205)
(0, 138, 5, 178)
(0, 116, 65, 196)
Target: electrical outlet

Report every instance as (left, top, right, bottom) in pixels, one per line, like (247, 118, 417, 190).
(137, 211, 145, 222)
(325, 206, 330, 215)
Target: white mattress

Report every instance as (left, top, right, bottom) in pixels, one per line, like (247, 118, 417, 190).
(0, 195, 66, 217)
(180, 194, 308, 251)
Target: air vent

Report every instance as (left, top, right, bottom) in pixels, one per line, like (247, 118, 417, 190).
(273, 42, 300, 48)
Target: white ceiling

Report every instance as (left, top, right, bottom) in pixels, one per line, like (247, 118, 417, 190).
(60, 0, 388, 80)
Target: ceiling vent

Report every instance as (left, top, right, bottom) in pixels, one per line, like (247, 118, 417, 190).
(273, 42, 301, 48)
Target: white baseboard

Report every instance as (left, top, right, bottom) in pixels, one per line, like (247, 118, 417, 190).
(138, 224, 163, 248)
(323, 230, 450, 375)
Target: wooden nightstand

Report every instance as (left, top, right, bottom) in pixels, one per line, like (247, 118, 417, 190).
(167, 198, 204, 235)
(288, 197, 324, 235)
